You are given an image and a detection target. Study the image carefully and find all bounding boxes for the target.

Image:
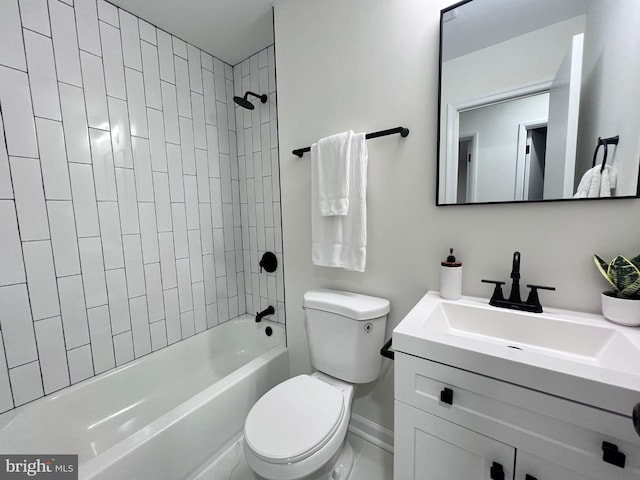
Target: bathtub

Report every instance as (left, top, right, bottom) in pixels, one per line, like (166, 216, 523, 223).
(0, 316, 288, 480)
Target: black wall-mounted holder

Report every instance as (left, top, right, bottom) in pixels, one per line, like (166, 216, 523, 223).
(259, 252, 278, 273)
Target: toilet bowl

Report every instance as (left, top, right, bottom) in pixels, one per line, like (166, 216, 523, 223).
(243, 289, 390, 480)
(244, 372, 354, 480)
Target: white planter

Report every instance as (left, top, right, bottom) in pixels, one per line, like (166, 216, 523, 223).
(601, 292, 640, 326)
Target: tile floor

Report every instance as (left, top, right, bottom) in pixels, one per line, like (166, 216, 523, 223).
(190, 431, 393, 480)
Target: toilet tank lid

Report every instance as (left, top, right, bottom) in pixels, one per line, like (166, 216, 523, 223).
(303, 289, 390, 320)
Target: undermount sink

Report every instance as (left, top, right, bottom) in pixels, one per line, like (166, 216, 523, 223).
(393, 292, 640, 417)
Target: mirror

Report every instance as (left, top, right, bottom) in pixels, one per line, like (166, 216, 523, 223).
(437, 0, 640, 205)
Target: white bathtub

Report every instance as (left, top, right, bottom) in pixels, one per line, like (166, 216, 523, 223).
(0, 316, 288, 480)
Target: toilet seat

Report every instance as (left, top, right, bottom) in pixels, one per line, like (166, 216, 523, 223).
(244, 375, 345, 464)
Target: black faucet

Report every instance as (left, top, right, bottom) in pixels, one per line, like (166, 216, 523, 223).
(482, 251, 555, 313)
(255, 305, 275, 322)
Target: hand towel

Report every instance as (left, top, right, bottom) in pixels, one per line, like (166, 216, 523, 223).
(574, 165, 617, 198)
(312, 132, 368, 272)
(312, 131, 352, 216)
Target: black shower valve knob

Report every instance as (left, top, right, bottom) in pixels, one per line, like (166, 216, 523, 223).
(259, 252, 278, 273)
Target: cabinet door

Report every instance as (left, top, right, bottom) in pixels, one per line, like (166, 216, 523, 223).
(515, 451, 595, 480)
(395, 401, 515, 480)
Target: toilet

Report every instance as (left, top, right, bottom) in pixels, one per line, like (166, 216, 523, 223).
(243, 289, 390, 480)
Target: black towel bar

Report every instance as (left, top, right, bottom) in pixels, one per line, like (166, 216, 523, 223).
(292, 126, 409, 157)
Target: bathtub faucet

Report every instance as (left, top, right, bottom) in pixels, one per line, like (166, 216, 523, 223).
(255, 305, 275, 322)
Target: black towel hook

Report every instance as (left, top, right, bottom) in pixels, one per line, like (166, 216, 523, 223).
(592, 135, 620, 173)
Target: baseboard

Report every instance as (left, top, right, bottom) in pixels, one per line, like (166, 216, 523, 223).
(348, 413, 394, 454)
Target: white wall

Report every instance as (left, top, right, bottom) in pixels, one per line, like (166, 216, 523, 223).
(274, 0, 640, 432)
(575, 0, 640, 195)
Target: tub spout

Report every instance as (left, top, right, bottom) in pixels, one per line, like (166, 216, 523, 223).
(256, 306, 275, 322)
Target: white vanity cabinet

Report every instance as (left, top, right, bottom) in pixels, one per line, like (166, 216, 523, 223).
(394, 352, 640, 480)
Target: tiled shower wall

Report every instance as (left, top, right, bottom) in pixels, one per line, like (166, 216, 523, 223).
(0, 0, 282, 413)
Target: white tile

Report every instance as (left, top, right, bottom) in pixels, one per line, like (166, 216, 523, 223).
(180, 310, 194, 338)
(10, 157, 49, 241)
(24, 30, 61, 121)
(212, 228, 225, 275)
(203, 70, 217, 126)
(206, 303, 218, 328)
(144, 263, 164, 322)
(69, 163, 100, 237)
(176, 258, 192, 313)
(0, 201, 25, 286)
(150, 320, 167, 351)
(138, 20, 156, 45)
(115, 168, 140, 234)
(23, 240, 60, 320)
(172, 36, 187, 59)
(67, 345, 93, 384)
(0, 0, 26, 70)
(107, 97, 133, 167)
(166, 143, 184, 202)
(201, 51, 213, 72)
(59, 83, 91, 164)
(187, 44, 203, 94)
(0, 333, 13, 412)
(0, 284, 37, 367)
(9, 361, 43, 407)
(125, 68, 148, 138)
(90, 128, 117, 201)
(105, 268, 131, 334)
(49, 0, 82, 86)
(19, 0, 50, 36)
(0, 115, 11, 200)
(179, 117, 196, 175)
(100, 21, 126, 99)
(161, 81, 179, 143)
(78, 237, 107, 307)
(57, 274, 89, 348)
(97, 0, 118, 27)
(131, 137, 154, 202)
(199, 204, 213, 255)
(206, 125, 220, 177)
(88, 305, 115, 373)
(157, 232, 176, 290)
(0, 67, 38, 157)
(47, 201, 80, 276)
(34, 316, 70, 393)
(113, 331, 134, 365)
(193, 281, 206, 333)
(203, 254, 217, 305)
(268, 46, 276, 92)
(192, 93, 206, 149)
(97, 201, 124, 269)
(216, 278, 229, 323)
(80, 51, 109, 129)
(184, 176, 199, 230)
(153, 172, 172, 232)
(213, 58, 226, 102)
(129, 296, 151, 356)
(220, 155, 232, 203)
(123, 234, 145, 298)
(163, 288, 180, 344)
(174, 56, 191, 117)
(119, 10, 141, 70)
(188, 230, 203, 283)
(75, 0, 101, 55)
(157, 30, 174, 83)
(171, 203, 188, 259)
(147, 109, 167, 173)
(35, 119, 70, 201)
(139, 202, 159, 264)
(195, 149, 210, 203)
(141, 42, 162, 110)
(216, 102, 230, 155)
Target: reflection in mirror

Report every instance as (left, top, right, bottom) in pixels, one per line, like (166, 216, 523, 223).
(437, 0, 640, 205)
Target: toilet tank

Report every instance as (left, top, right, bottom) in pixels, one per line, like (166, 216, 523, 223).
(303, 289, 390, 384)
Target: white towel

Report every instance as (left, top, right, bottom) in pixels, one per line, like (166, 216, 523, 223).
(312, 131, 352, 216)
(574, 165, 617, 198)
(311, 132, 368, 272)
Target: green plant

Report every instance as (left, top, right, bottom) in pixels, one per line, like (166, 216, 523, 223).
(594, 254, 640, 299)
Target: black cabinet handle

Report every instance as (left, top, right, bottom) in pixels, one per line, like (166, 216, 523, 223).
(490, 462, 505, 480)
(525, 475, 538, 480)
(633, 403, 640, 437)
(440, 387, 453, 405)
(602, 441, 626, 468)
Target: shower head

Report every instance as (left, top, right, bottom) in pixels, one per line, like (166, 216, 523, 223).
(233, 91, 268, 110)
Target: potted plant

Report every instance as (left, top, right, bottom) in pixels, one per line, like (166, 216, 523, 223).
(594, 254, 640, 326)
